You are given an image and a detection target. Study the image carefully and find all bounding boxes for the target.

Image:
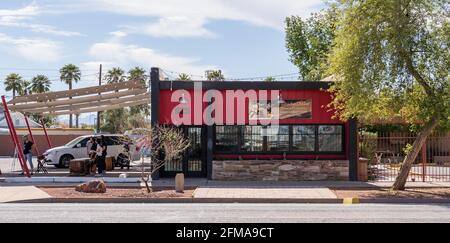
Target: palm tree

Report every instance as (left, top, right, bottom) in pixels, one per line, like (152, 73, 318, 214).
(105, 67, 126, 84)
(18, 80, 31, 96)
(4, 73, 24, 98)
(176, 73, 192, 81)
(128, 67, 147, 84)
(206, 70, 225, 81)
(128, 67, 150, 116)
(60, 64, 81, 128)
(30, 75, 51, 93)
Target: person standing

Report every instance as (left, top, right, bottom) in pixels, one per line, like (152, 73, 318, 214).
(87, 137, 97, 159)
(86, 137, 93, 157)
(22, 135, 34, 175)
(100, 135, 108, 175)
(95, 138, 104, 175)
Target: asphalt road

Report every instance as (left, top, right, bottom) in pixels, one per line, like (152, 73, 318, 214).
(1, 203, 450, 223)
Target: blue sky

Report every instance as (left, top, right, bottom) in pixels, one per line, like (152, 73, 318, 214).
(0, 0, 325, 123)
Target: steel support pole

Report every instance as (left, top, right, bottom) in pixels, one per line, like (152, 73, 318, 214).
(41, 118, 53, 149)
(1, 96, 30, 177)
(24, 115, 40, 155)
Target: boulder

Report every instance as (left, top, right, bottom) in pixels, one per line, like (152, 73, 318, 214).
(76, 180, 107, 194)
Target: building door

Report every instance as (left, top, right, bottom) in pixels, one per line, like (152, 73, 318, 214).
(161, 126, 207, 178)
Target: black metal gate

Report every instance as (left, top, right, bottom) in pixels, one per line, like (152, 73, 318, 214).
(161, 126, 207, 178)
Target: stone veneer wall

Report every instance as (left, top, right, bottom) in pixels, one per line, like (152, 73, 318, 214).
(213, 160, 349, 181)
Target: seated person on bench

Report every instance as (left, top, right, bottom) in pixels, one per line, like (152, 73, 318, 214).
(84, 137, 97, 175)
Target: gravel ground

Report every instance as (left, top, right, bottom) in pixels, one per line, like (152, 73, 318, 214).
(41, 187, 195, 199)
(333, 188, 450, 199)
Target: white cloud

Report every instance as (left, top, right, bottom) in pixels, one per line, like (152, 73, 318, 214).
(0, 4, 40, 18)
(82, 39, 216, 76)
(55, 0, 324, 38)
(0, 3, 82, 37)
(0, 33, 62, 62)
(125, 16, 215, 38)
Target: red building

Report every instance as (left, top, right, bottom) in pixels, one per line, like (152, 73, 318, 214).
(151, 68, 358, 181)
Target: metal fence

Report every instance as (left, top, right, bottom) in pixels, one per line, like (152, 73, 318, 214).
(359, 131, 450, 182)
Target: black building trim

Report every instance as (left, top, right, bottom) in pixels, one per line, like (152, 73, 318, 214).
(150, 68, 161, 180)
(206, 125, 214, 180)
(159, 81, 332, 91)
(151, 68, 161, 126)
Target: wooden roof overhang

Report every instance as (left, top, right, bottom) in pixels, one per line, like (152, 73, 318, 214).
(7, 80, 151, 115)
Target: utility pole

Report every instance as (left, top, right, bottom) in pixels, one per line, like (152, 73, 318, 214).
(96, 64, 102, 134)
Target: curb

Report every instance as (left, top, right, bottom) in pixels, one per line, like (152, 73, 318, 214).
(2, 177, 142, 184)
(9, 197, 343, 204)
(8, 197, 450, 204)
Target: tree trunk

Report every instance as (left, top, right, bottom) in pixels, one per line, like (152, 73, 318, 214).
(392, 117, 439, 191)
(69, 82, 73, 128)
(76, 114, 79, 128)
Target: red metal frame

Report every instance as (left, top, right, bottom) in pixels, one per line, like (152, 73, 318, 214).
(1, 96, 31, 177)
(41, 118, 53, 149)
(24, 115, 40, 155)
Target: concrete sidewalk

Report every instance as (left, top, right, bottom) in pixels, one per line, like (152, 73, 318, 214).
(0, 186, 51, 203)
(191, 181, 450, 200)
(193, 187, 337, 199)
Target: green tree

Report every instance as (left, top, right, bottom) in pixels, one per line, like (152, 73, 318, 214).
(326, 0, 449, 190)
(285, 6, 338, 80)
(128, 67, 150, 117)
(30, 114, 56, 128)
(4, 73, 24, 98)
(264, 76, 276, 82)
(101, 108, 129, 133)
(206, 70, 225, 81)
(18, 80, 31, 96)
(60, 64, 82, 128)
(105, 67, 126, 84)
(30, 75, 51, 93)
(28, 75, 53, 127)
(128, 67, 147, 86)
(176, 73, 192, 81)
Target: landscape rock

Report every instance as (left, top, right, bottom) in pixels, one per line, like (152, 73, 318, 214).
(75, 180, 107, 194)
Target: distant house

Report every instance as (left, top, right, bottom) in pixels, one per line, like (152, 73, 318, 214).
(0, 107, 41, 129)
(0, 107, 94, 156)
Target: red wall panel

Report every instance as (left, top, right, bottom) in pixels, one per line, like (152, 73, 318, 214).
(159, 89, 343, 125)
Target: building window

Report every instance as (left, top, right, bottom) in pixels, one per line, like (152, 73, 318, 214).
(215, 124, 344, 154)
(292, 125, 316, 152)
(215, 126, 240, 152)
(241, 126, 264, 152)
(267, 126, 290, 151)
(318, 125, 343, 152)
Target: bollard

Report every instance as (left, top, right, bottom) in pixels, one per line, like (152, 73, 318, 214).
(175, 173, 185, 193)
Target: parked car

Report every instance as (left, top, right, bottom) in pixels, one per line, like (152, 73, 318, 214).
(43, 134, 139, 168)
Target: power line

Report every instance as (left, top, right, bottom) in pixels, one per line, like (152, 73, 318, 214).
(161, 68, 301, 81)
(0, 67, 98, 72)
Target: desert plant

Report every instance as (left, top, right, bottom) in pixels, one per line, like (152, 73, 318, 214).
(132, 125, 190, 193)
